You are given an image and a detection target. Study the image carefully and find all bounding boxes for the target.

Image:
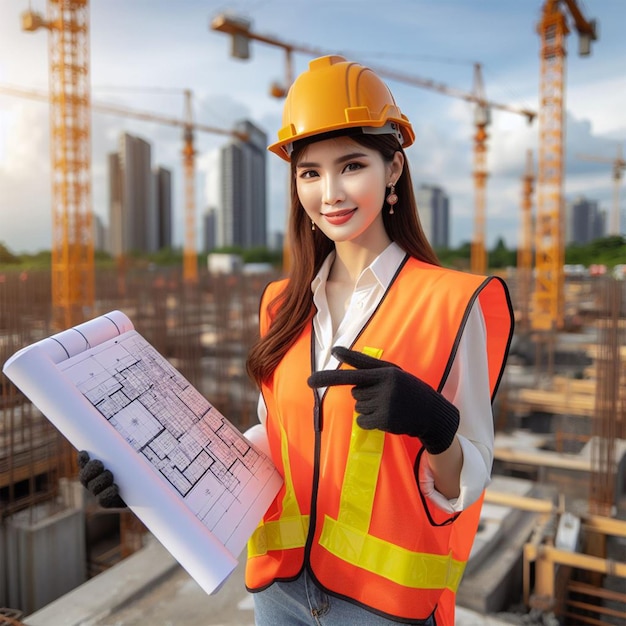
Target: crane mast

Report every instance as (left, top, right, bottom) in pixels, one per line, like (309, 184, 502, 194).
(22, 0, 94, 330)
(182, 90, 198, 284)
(533, 0, 596, 331)
(470, 64, 490, 275)
(518, 150, 535, 332)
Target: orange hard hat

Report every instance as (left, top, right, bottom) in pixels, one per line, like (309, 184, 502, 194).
(268, 55, 415, 161)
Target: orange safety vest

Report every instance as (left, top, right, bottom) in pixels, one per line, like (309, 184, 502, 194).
(246, 256, 514, 624)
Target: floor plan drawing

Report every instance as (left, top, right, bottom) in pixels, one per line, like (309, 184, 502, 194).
(59, 332, 276, 552)
(3, 310, 283, 594)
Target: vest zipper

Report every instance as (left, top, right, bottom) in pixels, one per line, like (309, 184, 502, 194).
(304, 374, 323, 570)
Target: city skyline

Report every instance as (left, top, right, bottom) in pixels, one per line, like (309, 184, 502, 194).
(1, 1, 625, 254)
(108, 131, 173, 256)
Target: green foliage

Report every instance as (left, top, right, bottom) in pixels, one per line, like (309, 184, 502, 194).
(146, 247, 183, 266)
(210, 246, 283, 266)
(1, 237, 623, 272)
(436, 241, 470, 269)
(0, 242, 20, 265)
(565, 236, 625, 267)
(1, 249, 51, 269)
(489, 237, 518, 269)
(241, 247, 282, 265)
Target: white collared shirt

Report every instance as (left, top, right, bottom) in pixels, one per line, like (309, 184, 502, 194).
(250, 242, 494, 513)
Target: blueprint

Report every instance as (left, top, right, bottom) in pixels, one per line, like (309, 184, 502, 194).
(3, 310, 283, 595)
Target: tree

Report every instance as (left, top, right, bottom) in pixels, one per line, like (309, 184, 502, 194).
(0, 242, 20, 264)
(489, 237, 515, 269)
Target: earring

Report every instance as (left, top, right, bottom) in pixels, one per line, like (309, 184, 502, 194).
(386, 182, 398, 214)
(311, 220, 316, 231)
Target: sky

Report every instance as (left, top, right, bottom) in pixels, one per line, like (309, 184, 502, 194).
(0, 0, 625, 254)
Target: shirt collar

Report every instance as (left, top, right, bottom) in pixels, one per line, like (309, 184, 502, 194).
(310, 241, 406, 295)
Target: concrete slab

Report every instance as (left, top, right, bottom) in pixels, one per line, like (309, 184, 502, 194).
(23, 536, 178, 626)
(24, 477, 542, 625)
(23, 535, 521, 626)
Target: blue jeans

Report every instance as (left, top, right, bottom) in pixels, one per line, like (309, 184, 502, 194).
(253, 569, 436, 625)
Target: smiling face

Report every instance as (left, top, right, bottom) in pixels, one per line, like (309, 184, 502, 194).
(295, 136, 404, 250)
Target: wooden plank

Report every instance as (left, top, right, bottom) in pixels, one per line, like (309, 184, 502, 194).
(493, 446, 590, 471)
(515, 388, 596, 416)
(569, 580, 626, 604)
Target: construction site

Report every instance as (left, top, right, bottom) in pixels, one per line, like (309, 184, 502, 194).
(1, 1, 626, 625)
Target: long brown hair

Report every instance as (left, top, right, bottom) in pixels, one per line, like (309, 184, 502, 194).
(246, 132, 440, 386)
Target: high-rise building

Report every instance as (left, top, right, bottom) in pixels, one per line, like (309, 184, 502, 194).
(203, 207, 218, 252)
(415, 184, 450, 249)
(567, 196, 605, 244)
(108, 133, 172, 256)
(217, 120, 267, 248)
(92, 213, 107, 252)
(154, 166, 173, 250)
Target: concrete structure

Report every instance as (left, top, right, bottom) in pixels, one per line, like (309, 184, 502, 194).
(217, 120, 267, 249)
(20, 477, 535, 626)
(1, 499, 86, 615)
(416, 184, 450, 248)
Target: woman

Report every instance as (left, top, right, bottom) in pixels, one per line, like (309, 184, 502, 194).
(243, 55, 514, 625)
(79, 54, 514, 625)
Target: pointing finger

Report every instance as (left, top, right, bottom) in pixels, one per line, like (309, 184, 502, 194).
(307, 368, 378, 389)
(331, 346, 397, 370)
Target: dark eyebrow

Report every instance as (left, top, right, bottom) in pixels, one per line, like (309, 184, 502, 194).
(296, 152, 370, 169)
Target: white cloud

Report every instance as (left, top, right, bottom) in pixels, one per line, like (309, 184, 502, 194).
(0, 101, 50, 252)
(1, 0, 624, 253)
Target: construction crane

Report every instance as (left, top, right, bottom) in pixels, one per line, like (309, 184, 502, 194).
(517, 150, 535, 332)
(16, 0, 246, 329)
(21, 0, 92, 330)
(470, 63, 490, 275)
(17, 0, 248, 326)
(211, 14, 536, 274)
(1, 81, 246, 286)
(577, 144, 625, 236)
(533, 0, 597, 331)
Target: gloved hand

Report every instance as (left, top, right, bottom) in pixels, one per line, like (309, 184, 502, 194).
(77, 451, 127, 508)
(307, 346, 459, 455)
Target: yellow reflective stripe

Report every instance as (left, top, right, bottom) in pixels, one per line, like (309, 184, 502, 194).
(361, 346, 385, 360)
(248, 418, 308, 557)
(319, 515, 466, 591)
(277, 419, 301, 519)
(339, 423, 385, 530)
(248, 515, 310, 557)
(321, 345, 467, 592)
(338, 346, 385, 531)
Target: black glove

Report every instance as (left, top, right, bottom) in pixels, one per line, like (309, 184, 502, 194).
(77, 450, 127, 508)
(307, 346, 459, 455)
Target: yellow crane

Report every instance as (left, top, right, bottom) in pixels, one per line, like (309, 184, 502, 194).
(1, 81, 246, 287)
(470, 63, 490, 275)
(17, 0, 247, 327)
(517, 150, 535, 332)
(577, 144, 625, 236)
(533, 0, 597, 331)
(14, 6, 253, 296)
(211, 14, 536, 275)
(21, 0, 92, 330)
